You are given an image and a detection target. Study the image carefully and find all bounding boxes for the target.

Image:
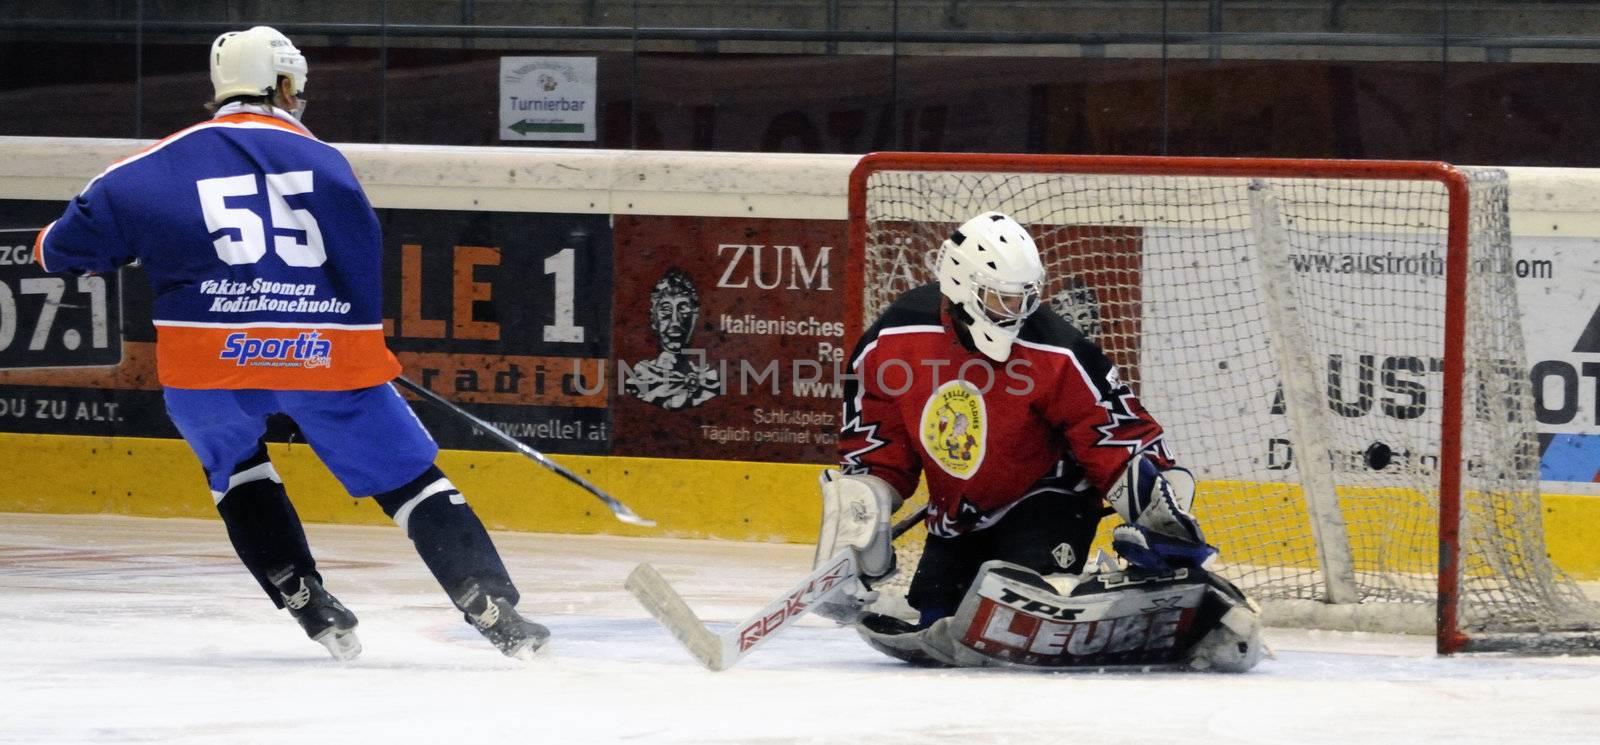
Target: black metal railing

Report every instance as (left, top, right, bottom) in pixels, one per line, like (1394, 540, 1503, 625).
(5, 18, 1600, 50)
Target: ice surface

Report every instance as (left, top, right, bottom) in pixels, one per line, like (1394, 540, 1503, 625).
(3, 512, 1600, 745)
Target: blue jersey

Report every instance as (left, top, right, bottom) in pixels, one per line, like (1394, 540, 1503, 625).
(34, 105, 400, 390)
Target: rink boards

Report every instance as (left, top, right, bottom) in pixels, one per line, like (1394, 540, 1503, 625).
(0, 138, 1597, 576)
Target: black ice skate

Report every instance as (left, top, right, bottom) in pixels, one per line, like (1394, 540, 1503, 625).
(269, 567, 361, 661)
(454, 582, 550, 660)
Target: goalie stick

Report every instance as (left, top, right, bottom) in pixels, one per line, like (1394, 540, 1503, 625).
(627, 553, 858, 671)
(393, 375, 655, 527)
(626, 502, 928, 670)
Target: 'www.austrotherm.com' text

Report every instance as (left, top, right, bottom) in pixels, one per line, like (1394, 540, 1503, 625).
(1287, 251, 1554, 279)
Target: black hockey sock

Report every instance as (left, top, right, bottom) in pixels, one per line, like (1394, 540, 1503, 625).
(373, 466, 519, 605)
(213, 444, 318, 608)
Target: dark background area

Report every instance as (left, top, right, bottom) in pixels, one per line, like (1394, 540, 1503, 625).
(2, 2, 1598, 164)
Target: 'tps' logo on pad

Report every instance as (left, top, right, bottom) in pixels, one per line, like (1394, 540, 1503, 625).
(220, 331, 333, 368)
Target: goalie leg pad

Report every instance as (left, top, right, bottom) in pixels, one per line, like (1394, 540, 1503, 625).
(949, 561, 1208, 668)
(859, 559, 1265, 672)
(1188, 605, 1266, 673)
(855, 613, 962, 667)
(1186, 573, 1269, 673)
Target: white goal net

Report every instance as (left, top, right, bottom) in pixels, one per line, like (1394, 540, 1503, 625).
(849, 154, 1600, 652)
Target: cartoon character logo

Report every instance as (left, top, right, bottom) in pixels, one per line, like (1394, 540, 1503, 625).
(624, 268, 721, 410)
(1050, 277, 1103, 340)
(919, 380, 986, 479)
(935, 403, 976, 462)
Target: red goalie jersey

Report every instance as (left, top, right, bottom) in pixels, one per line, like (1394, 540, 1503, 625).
(840, 283, 1175, 538)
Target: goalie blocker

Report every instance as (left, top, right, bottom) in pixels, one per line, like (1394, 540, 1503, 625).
(857, 556, 1267, 672)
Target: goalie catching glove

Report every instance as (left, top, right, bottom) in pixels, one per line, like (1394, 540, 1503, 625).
(1105, 450, 1218, 572)
(811, 469, 903, 624)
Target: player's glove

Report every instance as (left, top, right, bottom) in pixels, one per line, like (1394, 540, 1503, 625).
(812, 469, 903, 624)
(1105, 452, 1218, 572)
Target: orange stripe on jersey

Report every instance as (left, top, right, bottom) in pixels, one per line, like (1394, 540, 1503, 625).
(155, 325, 401, 391)
(33, 221, 53, 272)
(81, 113, 316, 190)
(207, 112, 313, 136)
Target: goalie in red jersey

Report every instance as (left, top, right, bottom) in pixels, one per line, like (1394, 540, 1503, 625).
(813, 211, 1265, 672)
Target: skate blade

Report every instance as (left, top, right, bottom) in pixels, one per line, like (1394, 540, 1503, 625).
(314, 628, 362, 661)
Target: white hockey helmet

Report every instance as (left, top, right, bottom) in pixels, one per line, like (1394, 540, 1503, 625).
(209, 26, 307, 104)
(936, 211, 1046, 361)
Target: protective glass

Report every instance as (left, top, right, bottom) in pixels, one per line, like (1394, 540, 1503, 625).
(975, 282, 1041, 326)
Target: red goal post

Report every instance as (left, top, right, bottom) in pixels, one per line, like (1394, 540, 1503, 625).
(845, 151, 1600, 655)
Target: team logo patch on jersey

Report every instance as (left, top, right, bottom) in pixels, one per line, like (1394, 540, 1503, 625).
(919, 380, 987, 480)
(1052, 542, 1077, 570)
(220, 331, 333, 368)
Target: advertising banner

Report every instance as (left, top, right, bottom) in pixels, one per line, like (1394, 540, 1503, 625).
(0, 199, 161, 438)
(0, 202, 122, 370)
(378, 208, 613, 455)
(609, 215, 847, 464)
(1128, 226, 1600, 489)
(1516, 236, 1600, 483)
(3, 190, 1598, 481)
(0, 249, 121, 371)
(0, 199, 614, 455)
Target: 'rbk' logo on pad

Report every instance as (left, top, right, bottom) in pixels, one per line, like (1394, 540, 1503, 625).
(220, 331, 332, 368)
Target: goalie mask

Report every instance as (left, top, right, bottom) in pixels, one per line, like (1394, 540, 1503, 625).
(210, 26, 308, 115)
(936, 212, 1045, 362)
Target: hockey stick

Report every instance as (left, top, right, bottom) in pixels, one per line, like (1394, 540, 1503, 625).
(626, 552, 858, 671)
(890, 503, 928, 537)
(392, 375, 655, 527)
(626, 502, 927, 670)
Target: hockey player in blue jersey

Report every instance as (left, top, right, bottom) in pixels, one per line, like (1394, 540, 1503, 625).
(33, 26, 546, 660)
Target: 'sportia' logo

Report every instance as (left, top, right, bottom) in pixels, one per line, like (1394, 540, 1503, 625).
(919, 379, 986, 479)
(220, 331, 332, 368)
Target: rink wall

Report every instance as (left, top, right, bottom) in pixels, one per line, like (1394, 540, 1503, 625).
(0, 138, 855, 544)
(1, 138, 1599, 576)
(0, 432, 820, 542)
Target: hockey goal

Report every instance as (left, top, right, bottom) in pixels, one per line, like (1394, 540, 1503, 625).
(846, 152, 1600, 654)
